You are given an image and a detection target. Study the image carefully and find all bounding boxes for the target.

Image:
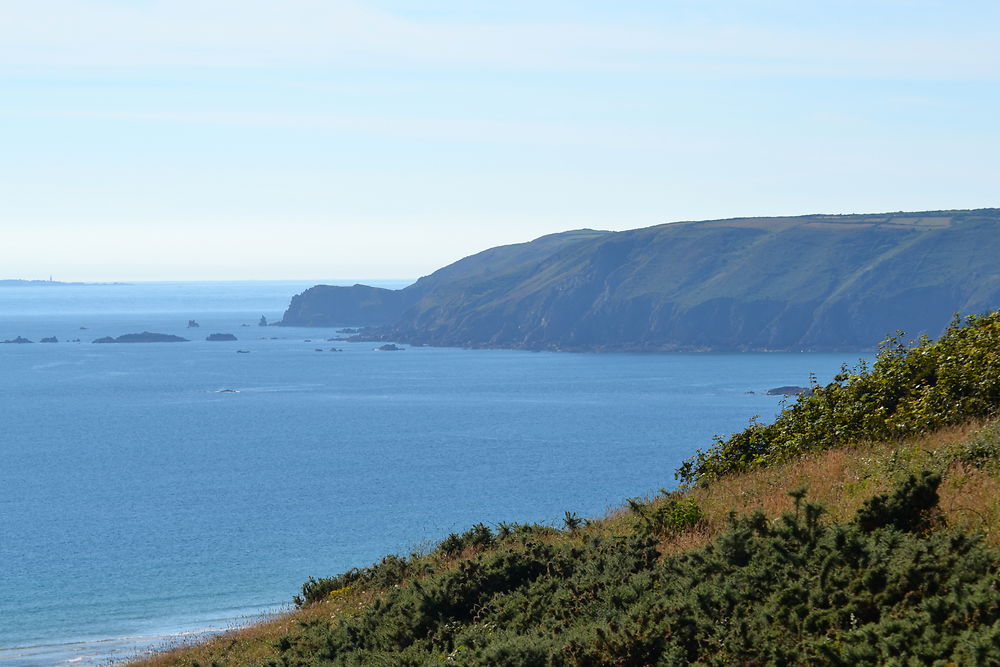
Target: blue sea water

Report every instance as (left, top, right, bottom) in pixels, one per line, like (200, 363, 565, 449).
(0, 281, 867, 666)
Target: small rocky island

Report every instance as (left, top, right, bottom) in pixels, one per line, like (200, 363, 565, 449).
(2, 336, 33, 344)
(187, 320, 200, 328)
(93, 332, 189, 343)
(206, 333, 238, 341)
(375, 343, 404, 351)
(40, 336, 58, 343)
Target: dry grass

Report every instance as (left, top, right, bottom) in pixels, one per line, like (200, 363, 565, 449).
(659, 419, 997, 553)
(939, 465, 1000, 539)
(607, 419, 998, 559)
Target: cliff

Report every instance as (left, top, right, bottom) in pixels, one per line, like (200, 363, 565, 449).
(281, 284, 422, 327)
(281, 208, 1000, 351)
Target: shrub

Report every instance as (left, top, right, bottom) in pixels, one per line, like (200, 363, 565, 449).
(679, 312, 1000, 484)
(651, 497, 704, 534)
(294, 553, 419, 607)
(854, 471, 941, 533)
(437, 523, 497, 558)
(627, 493, 704, 536)
(562, 511, 583, 532)
(947, 421, 1000, 471)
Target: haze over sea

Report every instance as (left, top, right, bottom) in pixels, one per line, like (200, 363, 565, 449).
(1, 281, 863, 666)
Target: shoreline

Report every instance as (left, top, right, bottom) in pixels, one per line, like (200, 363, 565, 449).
(0, 604, 285, 667)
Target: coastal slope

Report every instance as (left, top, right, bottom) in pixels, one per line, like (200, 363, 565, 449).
(134, 312, 1000, 666)
(281, 208, 1000, 351)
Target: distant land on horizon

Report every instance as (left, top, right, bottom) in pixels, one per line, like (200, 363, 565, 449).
(281, 208, 1000, 352)
(0, 279, 131, 286)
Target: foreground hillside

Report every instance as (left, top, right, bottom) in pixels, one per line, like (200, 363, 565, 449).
(281, 208, 1000, 352)
(135, 314, 1000, 665)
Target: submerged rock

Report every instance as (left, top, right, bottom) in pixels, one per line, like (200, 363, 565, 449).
(766, 385, 812, 396)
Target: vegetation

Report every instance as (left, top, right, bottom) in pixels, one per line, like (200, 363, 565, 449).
(258, 472, 1000, 666)
(679, 311, 1000, 484)
(133, 312, 1000, 666)
(135, 423, 1000, 666)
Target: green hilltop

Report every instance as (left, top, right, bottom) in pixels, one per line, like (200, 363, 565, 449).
(136, 312, 1000, 666)
(281, 208, 1000, 351)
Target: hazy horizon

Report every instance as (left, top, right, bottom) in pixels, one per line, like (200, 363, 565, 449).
(2, 1, 998, 280)
(0, 276, 418, 284)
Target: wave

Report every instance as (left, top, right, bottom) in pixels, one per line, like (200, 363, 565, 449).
(0, 605, 284, 667)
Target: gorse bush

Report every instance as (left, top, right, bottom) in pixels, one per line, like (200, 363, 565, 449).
(294, 554, 420, 607)
(650, 497, 703, 535)
(627, 493, 704, 537)
(274, 473, 1000, 666)
(294, 523, 546, 606)
(678, 311, 1000, 484)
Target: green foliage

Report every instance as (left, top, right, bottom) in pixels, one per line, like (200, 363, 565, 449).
(294, 553, 420, 607)
(679, 312, 1000, 484)
(437, 523, 497, 559)
(855, 471, 940, 533)
(628, 494, 704, 536)
(281, 476, 1000, 665)
(294, 523, 547, 607)
(943, 420, 1000, 472)
(652, 497, 704, 534)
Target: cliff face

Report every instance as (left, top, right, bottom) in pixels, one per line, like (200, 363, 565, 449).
(280, 209, 1000, 351)
(280, 284, 420, 327)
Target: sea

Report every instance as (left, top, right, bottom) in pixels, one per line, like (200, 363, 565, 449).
(0, 281, 866, 666)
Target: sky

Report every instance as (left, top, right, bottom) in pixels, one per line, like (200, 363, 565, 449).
(2, 0, 999, 281)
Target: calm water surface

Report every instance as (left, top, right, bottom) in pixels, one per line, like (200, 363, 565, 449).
(0, 281, 867, 666)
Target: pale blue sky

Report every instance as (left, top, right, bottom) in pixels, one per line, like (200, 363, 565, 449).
(2, 0, 998, 280)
